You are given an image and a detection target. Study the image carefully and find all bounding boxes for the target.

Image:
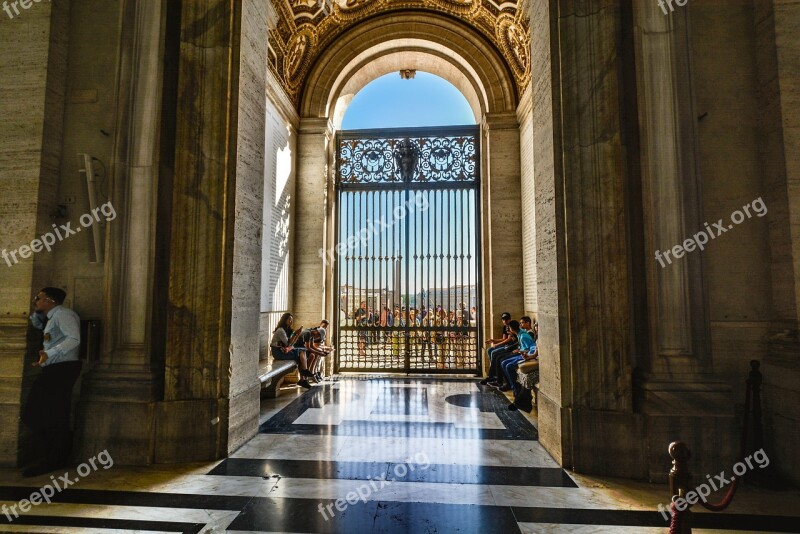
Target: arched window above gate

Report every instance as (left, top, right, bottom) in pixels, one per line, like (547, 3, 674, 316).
(341, 72, 476, 130)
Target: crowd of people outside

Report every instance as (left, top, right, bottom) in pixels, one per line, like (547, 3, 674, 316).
(341, 301, 479, 366)
(342, 301, 478, 328)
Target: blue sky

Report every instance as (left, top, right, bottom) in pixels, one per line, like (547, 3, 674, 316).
(341, 72, 475, 130)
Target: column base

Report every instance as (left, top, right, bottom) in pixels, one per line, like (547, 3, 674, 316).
(76, 367, 260, 464)
(637, 374, 734, 415)
(539, 377, 739, 481)
(763, 333, 800, 486)
(153, 398, 229, 463)
(74, 367, 159, 465)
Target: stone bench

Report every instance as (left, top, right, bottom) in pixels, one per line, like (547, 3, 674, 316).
(258, 359, 297, 398)
(516, 360, 540, 410)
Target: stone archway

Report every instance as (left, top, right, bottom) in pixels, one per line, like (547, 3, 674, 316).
(290, 12, 525, 375)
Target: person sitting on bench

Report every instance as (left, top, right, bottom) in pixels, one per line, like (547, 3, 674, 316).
(500, 318, 537, 394)
(295, 321, 331, 382)
(481, 312, 515, 385)
(313, 320, 335, 377)
(270, 312, 314, 389)
(489, 319, 532, 389)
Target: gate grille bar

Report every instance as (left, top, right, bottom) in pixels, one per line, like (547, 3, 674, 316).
(334, 126, 481, 374)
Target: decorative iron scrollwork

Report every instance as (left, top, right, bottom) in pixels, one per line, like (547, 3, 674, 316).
(338, 128, 478, 184)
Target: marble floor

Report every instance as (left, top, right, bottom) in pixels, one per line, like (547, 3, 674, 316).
(0, 377, 798, 533)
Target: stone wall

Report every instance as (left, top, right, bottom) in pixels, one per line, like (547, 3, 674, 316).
(49, 0, 121, 323)
(751, 0, 800, 486)
(689, 0, 771, 388)
(0, 0, 69, 466)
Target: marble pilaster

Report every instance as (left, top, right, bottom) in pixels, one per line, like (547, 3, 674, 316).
(480, 112, 524, 362)
(75, 0, 164, 465)
(293, 118, 333, 327)
(633, 0, 714, 383)
(524, 0, 567, 468)
(631, 0, 739, 480)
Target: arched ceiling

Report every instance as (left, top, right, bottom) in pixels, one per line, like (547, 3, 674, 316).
(269, 0, 531, 104)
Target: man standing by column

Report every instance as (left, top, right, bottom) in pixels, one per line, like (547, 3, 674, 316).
(22, 288, 82, 477)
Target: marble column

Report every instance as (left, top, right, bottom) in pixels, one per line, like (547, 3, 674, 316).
(0, 0, 69, 466)
(753, 0, 800, 485)
(77, 0, 269, 464)
(153, 0, 269, 462)
(525, 0, 637, 475)
(75, 0, 164, 465)
(480, 112, 524, 361)
(293, 118, 333, 327)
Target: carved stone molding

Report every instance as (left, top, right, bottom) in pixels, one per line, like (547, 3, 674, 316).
(270, 0, 530, 103)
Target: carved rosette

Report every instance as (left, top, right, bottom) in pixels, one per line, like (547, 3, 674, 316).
(496, 14, 530, 83)
(284, 27, 316, 92)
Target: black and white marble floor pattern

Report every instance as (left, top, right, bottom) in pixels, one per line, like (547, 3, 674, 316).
(0, 377, 798, 533)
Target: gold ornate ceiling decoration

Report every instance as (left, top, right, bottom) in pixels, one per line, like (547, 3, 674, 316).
(270, 0, 531, 104)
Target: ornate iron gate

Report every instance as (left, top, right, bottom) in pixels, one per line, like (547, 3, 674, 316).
(333, 126, 482, 373)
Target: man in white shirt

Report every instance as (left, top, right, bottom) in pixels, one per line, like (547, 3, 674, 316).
(21, 287, 82, 477)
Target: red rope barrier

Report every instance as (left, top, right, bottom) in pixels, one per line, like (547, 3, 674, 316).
(698, 379, 752, 512)
(668, 364, 763, 533)
(699, 476, 740, 512)
(670, 501, 688, 534)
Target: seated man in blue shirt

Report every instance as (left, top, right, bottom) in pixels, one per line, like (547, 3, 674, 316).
(491, 318, 535, 389)
(500, 318, 537, 393)
(21, 287, 83, 477)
